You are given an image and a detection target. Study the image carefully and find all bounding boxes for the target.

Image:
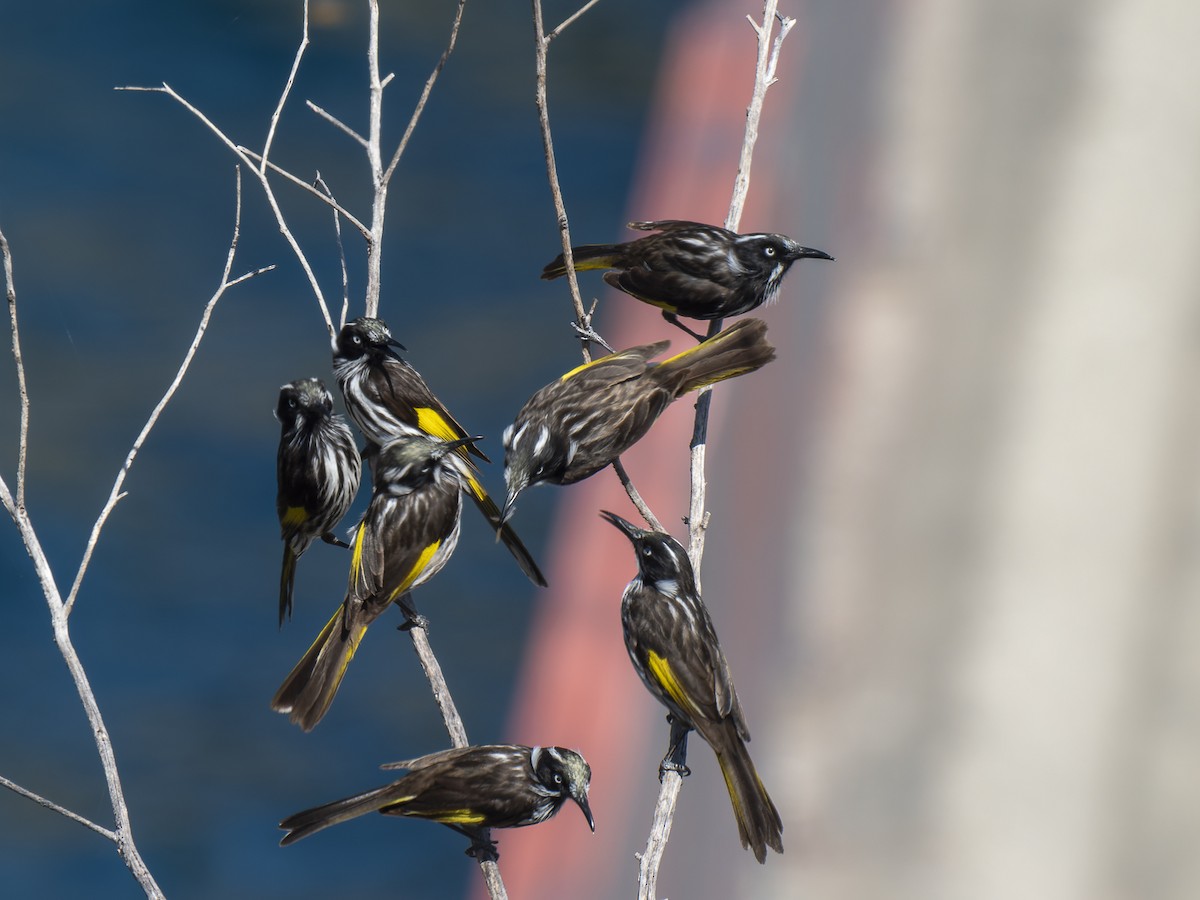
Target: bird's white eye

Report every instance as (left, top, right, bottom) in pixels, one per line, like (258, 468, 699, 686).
(553, 773, 563, 784)
(642, 545, 653, 557)
(764, 246, 776, 257)
(351, 334, 362, 345)
(288, 398, 298, 409)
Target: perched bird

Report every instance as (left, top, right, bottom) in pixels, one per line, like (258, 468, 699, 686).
(541, 219, 832, 339)
(332, 317, 546, 588)
(279, 744, 595, 860)
(601, 511, 783, 863)
(272, 434, 476, 731)
(501, 318, 775, 522)
(275, 378, 362, 627)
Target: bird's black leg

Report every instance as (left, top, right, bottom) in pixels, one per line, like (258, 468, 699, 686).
(662, 311, 707, 342)
(659, 715, 692, 780)
(320, 531, 351, 549)
(448, 825, 500, 862)
(396, 592, 430, 632)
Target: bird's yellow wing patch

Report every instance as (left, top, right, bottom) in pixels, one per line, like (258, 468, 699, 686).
(349, 522, 368, 592)
(391, 540, 441, 599)
(646, 650, 704, 721)
(429, 809, 487, 825)
(416, 407, 460, 442)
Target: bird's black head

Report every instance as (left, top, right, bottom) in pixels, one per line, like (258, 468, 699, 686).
(500, 419, 569, 524)
(532, 746, 594, 832)
(600, 511, 696, 593)
(735, 233, 834, 274)
(374, 434, 477, 493)
(335, 317, 407, 363)
(276, 378, 333, 427)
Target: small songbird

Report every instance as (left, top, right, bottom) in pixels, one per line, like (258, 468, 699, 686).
(274, 378, 362, 627)
(279, 744, 595, 860)
(541, 219, 832, 339)
(332, 316, 547, 588)
(601, 510, 783, 863)
(501, 318, 775, 523)
(272, 434, 477, 731)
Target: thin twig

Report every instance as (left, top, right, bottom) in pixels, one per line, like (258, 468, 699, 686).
(65, 170, 274, 617)
(531, 0, 590, 350)
(612, 460, 665, 532)
(547, 0, 603, 43)
(120, 83, 334, 337)
(0, 774, 117, 841)
(237, 147, 371, 240)
(262, 0, 311, 171)
(381, 0, 468, 186)
(315, 173, 351, 328)
(306, 100, 369, 148)
(1, 228, 29, 511)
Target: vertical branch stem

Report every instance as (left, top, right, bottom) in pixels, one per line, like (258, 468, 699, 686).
(1, 228, 29, 511)
(641, 4, 796, 897)
(364, 0, 386, 318)
(532, 0, 592, 363)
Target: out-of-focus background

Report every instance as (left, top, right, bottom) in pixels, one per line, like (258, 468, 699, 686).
(2, 1, 1198, 898)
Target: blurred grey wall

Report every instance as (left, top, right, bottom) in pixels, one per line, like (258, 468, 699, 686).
(758, 0, 1200, 898)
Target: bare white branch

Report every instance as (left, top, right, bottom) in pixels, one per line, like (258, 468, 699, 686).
(65, 169, 274, 617)
(315, 173, 352, 329)
(0, 774, 117, 841)
(119, 83, 335, 337)
(1, 228, 29, 511)
(262, 0, 311, 171)
(307, 100, 369, 148)
(237, 146, 371, 239)
(382, 0, 468, 186)
(547, 0, 603, 42)
(0, 248, 166, 896)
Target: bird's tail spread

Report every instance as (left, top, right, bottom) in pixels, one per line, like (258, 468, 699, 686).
(279, 782, 399, 846)
(279, 543, 298, 628)
(713, 732, 784, 863)
(541, 244, 623, 280)
(654, 318, 776, 397)
(271, 603, 368, 731)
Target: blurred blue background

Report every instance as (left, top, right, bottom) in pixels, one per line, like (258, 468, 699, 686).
(0, 1, 683, 896)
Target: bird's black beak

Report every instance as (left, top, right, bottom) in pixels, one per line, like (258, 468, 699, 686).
(572, 791, 595, 833)
(600, 510, 644, 542)
(792, 245, 834, 262)
(385, 335, 408, 352)
(443, 435, 483, 455)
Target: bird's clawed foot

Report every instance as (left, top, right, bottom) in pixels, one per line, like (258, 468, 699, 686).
(571, 303, 614, 354)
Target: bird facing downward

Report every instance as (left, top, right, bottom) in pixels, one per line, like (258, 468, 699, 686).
(275, 378, 361, 627)
(279, 744, 594, 860)
(501, 317, 775, 524)
(601, 510, 784, 863)
(541, 219, 832, 339)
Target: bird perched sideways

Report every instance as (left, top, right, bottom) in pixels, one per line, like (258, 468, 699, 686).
(501, 317, 775, 523)
(541, 219, 832, 339)
(601, 511, 783, 863)
(272, 433, 477, 731)
(279, 744, 594, 860)
(275, 378, 362, 627)
(332, 316, 546, 588)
